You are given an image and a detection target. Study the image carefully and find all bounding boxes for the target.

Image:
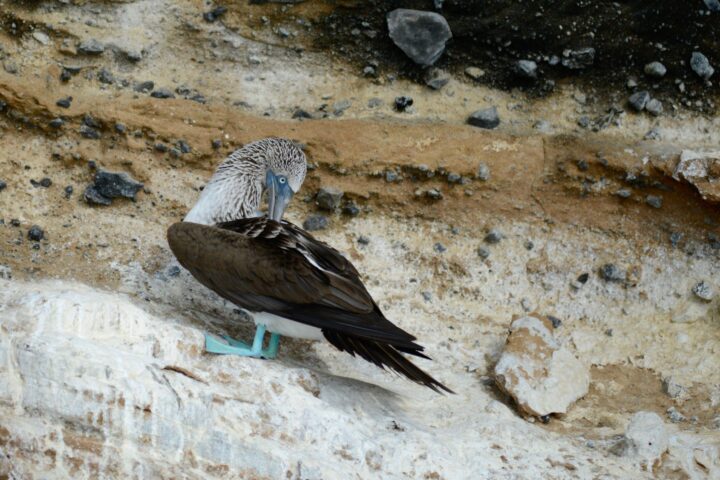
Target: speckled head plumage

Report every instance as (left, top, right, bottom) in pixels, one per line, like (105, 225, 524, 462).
(184, 137, 307, 225)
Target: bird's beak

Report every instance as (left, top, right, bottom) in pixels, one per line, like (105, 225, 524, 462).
(265, 170, 293, 222)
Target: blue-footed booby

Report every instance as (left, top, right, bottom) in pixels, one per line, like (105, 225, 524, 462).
(167, 138, 451, 393)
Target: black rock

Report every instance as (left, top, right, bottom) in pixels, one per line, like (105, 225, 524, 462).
(477, 247, 490, 259)
(467, 107, 500, 129)
(316, 187, 344, 210)
(484, 229, 503, 244)
(177, 140, 191, 154)
(599, 263, 625, 282)
(78, 39, 105, 55)
(357, 235, 370, 245)
(154, 143, 168, 153)
(56, 97, 72, 108)
(303, 215, 328, 231)
(644, 61, 666, 78)
(10, 219, 20, 227)
(49, 118, 64, 129)
(80, 125, 101, 139)
(211, 139, 222, 149)
(203, 6, 227, 22)
(40, 177, 52, 188)
(628, 91, 650, 112)
(60, 68, 73, 82)
(134, 81, 155, 93)
(646, 195, 663, 208)
(385, 170, 398, 182)
(28, 225, 44, 241)
(515, 59, 538, 79)
(92, 169, 144, 201)
(433, 242, 446, 253)
(83, 114, 102, 129)
(292, 109, 314, 119)
(424, 68, 450, 90)
(342, 202, 360, 216)
(447, 172, 461, 184)
(577, 273, 589, 284)
(151, 88, 175, 99)
(548, 316, 562, 328)
(386, 9, 452, 67)
(670, 232, 683, 247)
(83, 185, 112, 206)
(114, 123, 127, 134)
(394, 96, 414, 112)
(561, 47, 595, 69)
(98, 68, 114, 84)
(524, 240, 534, 250)
(690, 52, 714, 80)
(64, 185, 73, 198)
(577, 159, 589, 171)
(0, 180, 6, 192)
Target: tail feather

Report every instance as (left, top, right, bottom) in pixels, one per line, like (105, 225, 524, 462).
(323, 330, 453, 394)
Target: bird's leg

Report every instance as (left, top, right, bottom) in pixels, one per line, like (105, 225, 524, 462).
(204, 324, 281, 359)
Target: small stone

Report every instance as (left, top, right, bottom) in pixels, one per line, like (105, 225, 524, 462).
(80, 125, 101, 139)
(357, 235, 370, 245)
(114, 123, 127, 134)
(27, 225, 44, 241)
(646, 195, 662, 208)
(203, 6, 227, 22)
(447, 172, 461, 184)
(690, 52, 714, 80)
(368, 97, 383, 108)
(64, 185, 73, 198)
(292, 109, 313, 120)
(666, 407, 686, 423)
(316, 187, 344, 210)
(524, 240, 534, 250)
(476, 163, 490, 181)
(83, 114, 101, 129)
(577, 273, 589, 284)
(577, 116, 590, 129)
(56, 97, 72, 108)
(394, 96, 413, 112)
(92, 169, 144, 201)
(3, 61, 18, 74)
(484, 229, 503, 244)
(83, 185, 112, 206)
(362, 65, 376, 77)
(616, 412, 669, 468)
(425, 188, 443, 200)
(40, 177, 52, 188)
(548, 316, 562, 328)
(49, 118, 64, 129)
(644, 128, 661, 140)
(599, 264, 625, 282)
(477, 247, 490, 259)
(424, 68, 450, 90)
(134, 81, 155, 93)
(515, 59, 538, 79)
(421, 291, 432, 302)
(32, 31, 50, 45)
(177, 140, 191, 154)
(692, 281, 714, 302)
(576, 159, 589, 171)
(669, 232, 683, 247)
(644, 61, 666, 78)
(615, 189, 632, 198)
(167, 265, 181, 277)
(561, 47, 595, 69)
(385, 170, 398, 183)
(332, 99, 352, 116)
(154, 143, 168, 153)
(303, 215, 328, 231)
(662, 376, 687, 400)
(465, 67, 485, 80)
(211, 139, 222, 149)
(645, 99, 663, 116)
(77, 39, 105, 55)
(342, 202, 360, 217)
(0, 180, 6, 192)
(97, 68, 114, 84)
(628, 91, 650, 111)
(467, 107, 500, 129)
(433, 243, 446, 253)
(150, 88, 175, 99)
(705, 0, 720, 11)
(386, 9, 452, 66)
(520, 298, 533, 312)
(10, 219, 20, 227)
(626, 78, 638, 89)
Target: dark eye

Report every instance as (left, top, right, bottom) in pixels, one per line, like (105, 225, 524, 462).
(279, 177, 287, 184)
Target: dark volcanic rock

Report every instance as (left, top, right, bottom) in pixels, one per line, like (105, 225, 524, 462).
(561, 47, 595, 69)
(56, 97, 72, 108)
(98, 68, 114, 84)
(0, 180, 6, 192)
(515, 60, 538, 79)
(628, 91, 650, 111)
(27, 225, 44, 241)
(386, 9, 452, 66)
(467, 107, 500, 129)
(303, 215, 328, 231)
(151, 88, 175, 99)
(424, 68, 450, 89)
(49, 118, 64, 129)
(203, 6, 227, 22)
(80, 125, 101, 139)
(690, 52, 714, 80)
(599, 263, 625, 282)
(134, 81, 155, 93)
(484, 229, 503, 244)
(85, 169, 144, 205)
(77, 39, 105, 55)
(394, 96, 414, 112)
(316, 187, 344, 210)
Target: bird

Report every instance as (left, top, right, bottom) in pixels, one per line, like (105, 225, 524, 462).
(167, 137, 451, 393)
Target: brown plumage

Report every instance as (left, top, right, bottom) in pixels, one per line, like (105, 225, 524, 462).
(167, 217, 453, 394)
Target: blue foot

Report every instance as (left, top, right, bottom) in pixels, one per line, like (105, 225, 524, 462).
(205, 324, 281, 359)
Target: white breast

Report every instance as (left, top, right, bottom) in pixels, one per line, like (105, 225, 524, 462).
(253, 311, 324, 341)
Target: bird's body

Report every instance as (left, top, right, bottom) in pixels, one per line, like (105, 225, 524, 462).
(168, 138, 451, 393)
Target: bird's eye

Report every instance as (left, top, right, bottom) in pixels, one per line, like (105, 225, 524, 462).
(279, 177, 287, 184)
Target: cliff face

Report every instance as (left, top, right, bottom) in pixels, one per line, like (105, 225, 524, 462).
(1, 1, 720, 479)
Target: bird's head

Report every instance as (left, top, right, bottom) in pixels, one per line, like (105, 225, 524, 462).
(263, 140, 307, 221)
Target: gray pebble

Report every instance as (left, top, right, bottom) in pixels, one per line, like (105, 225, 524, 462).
(628, 91, 650, 111)
(425, 188, 443, 200)
(692, 281, 714, 302)
(422, 291, 432, 302)
(92, 169, 143, 201)
(615, 189, 632, 198)
(599, 264, 625, 282)
(662, 376, 686, 399)
(385, 170, 398, 182)
(524, 240, 534, 250)
(691, 52, 714, 80)
(80, 125, 101, 139)
(667, 406, 686, 423)
(98, 68, 114, 84)
(476, 162, 490, 181)
(644, 128, 661, 140)
(0, 180, 6, 192)
(646, 195, 663, 208)
(705, 0, 720, 11)
(548, 315, 562, 328)
(332, 99, 352, 116)
(316, 187, 344, 210)
(433, 243, 446, 253)
(477, 247, 490, 259)
(342, 202, 360, 217)
(56, 97, 72, 108)
(28, 225, 44, 241)
(357, 235, 370, 245)
(520, 297, 533, 312)
(49, 118, 64, 129)
(386, 9, 452, 66)
(177, 140, 191, 154)
(670, 232, 683, 247)
(303, 215, 328, 231)
(644, 61, 666, 78)
(78, 39, 104, 55)
(394, 96, 413, 112)
(167, 265, 181, 277)
(515, 59, 538, 79)
(151, 88, 175, 99)
(114, 123, 127, 134)
(447, 172, 461, 184)
(561, 47, 595, 69)
(467, 107, 500, 129)
(484, 229, 503, 244)
(424, 68, 450, 90)
(134, 81, 155, 93)
(646, 99, 663, 116)
(368, 97, 383, 108)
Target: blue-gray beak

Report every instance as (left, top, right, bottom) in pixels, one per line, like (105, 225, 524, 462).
(266, 170, 293, 222)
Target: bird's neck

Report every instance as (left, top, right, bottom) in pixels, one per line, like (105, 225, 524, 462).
(184, 169, 264, 225)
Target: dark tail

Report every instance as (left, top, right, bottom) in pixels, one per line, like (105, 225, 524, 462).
(323, 330, 454, 394)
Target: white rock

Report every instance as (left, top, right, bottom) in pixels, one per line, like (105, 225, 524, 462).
(674, 150, 720, 181)
(622, 412, 669, 470)
(32, 31, 50, 45)
(493, 316, 590, 417)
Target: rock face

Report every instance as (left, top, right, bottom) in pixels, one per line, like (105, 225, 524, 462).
(386, 9, 452, 66)
(493, 316, 590, 417)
